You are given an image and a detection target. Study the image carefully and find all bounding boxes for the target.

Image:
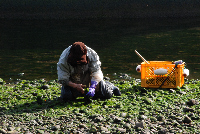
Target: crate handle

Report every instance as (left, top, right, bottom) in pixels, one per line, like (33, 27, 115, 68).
(135, 50, 150, 64)
(159, 63, 178, 88)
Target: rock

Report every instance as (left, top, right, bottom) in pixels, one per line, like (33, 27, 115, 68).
(135, 121, 145, 128)
(141, 129, 151, 134)
(169, 89, 175, 93)
(31, 93, 38, 96)
(29, 120, 39, 126)
(24, 131, 33, 134)
(183, 107, 195, 113)
(120, 113, 127, 117)
(158, 121, 166, 125)
(129, 120, 135, 125)
(104, 76, 110, 80)
(143, 98, 153, 105)
(36, 130, 44, 134)
(7, 127, 15, 131)
(79, 124, 88, 129)
(157, 115, 165, 121)
(179, 91, 186, 94)
(39, 127, 46, 130)
(124, 123, 131, 129)
(128, 95, 135, 99)
(150, 117, 157, 122)
(98, 126, 108, 132)
(89, 114, 99, 119)
(15, 127, 21, 131)
(187, 99, 199, 106)
(117, 128, 126, 133)
(168, 115, 176, 120)
(140, 115, 147, 120)
(103, 105, 108, 108)
(183, 116, 192, 124)
(89, 127, 97, 133)
(41, 85, 49, 89)
(95, 116, 104, 122)
(0, 107, 6, 110)
(51, 125, 60, 131)
(191, 116, 199, 120)
(36, 96, 43, 104)
(113, 116, 122, 123)
(158, 128, 167, 134)
(0, 129, 7, 134)
(35, 119, 43, 125)
(7, 131, 19, 134)
(23, 109, 32, 113)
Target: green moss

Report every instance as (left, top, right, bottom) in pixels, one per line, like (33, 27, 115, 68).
(0, 78, 200, 133)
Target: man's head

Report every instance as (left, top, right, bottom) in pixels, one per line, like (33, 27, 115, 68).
(67, 42, 88, 67)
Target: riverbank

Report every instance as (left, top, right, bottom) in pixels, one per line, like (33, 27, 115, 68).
(0, 77, 199, 133)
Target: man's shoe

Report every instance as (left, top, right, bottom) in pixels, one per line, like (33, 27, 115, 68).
(113, 87, 121, 96)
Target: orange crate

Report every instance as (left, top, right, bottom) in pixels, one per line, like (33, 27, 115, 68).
(141, 61, 185, 88)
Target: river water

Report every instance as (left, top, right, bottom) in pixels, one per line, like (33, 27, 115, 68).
(0, 18, 200, 82)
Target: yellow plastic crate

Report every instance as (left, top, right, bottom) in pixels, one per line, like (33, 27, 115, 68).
(141, 61, 185, 88)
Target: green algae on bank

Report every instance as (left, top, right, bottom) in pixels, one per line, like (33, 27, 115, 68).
(0, 78, 200, 133)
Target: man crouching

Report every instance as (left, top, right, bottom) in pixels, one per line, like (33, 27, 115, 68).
(57, 42, 121, 101)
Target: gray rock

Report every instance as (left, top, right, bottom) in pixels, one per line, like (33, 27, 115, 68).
(117, 128, 126, 133)
(183, 107, 195, 113)
(157, 115, 165, 121)
(29, 120, 39, 126)
(7, 131, 19, 134)
(36, 130, 44, 134)
(168, 115, 176, 120)
(179, 91, 186, 94)
(140, 115, 147, 120)
(114, 116, 122, 123)
(7, 127, 15, 131)
(104, 105, 108, 108)
(0, 107, 6, 110)
(89, 114, 99, 119)
(89, 127, 97, 133)
(169, 89, 175, 93)
(95, 116, 104, 122)
(0, 129, 7, 134)
(124, 123, 131, 129)
(39, 127, 46, 130)
(51, 125, 60, 131)
(24, 131, 33, 134)
(41, 85, 49, 89)
(135, 121, 145, 128)
(98, 126, 108, 132)
(158, 128, 167, 134)
(15, 127, 21, 132)
(128, 95, 135, 99)
(120, 113, 127, 117)
(35, 119, 43, 125)
(187, 99, 199, 106)
(79, 124, 88, 129)
(141, 128, 150, 134)
(129, 120, 135, 125)
(150, 117, 157, 122)
(183, 115, 192, 124)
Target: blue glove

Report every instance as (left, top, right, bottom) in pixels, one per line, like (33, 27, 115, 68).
(86, 81, 98, 97)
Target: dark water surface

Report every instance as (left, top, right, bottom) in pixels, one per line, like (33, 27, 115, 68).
(0, 18, 200, 82)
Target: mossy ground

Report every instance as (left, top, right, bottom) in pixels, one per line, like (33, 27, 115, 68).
(0, 78, 199, 133)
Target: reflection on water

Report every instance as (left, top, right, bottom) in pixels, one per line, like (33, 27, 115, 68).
(0, 18, 200, 82)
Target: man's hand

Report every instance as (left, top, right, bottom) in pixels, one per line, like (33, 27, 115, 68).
(68, 81, 85, 94)
(86, 81, 98, 97)
(86, 88, 95, 97)
(74, 84, 85, 94)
